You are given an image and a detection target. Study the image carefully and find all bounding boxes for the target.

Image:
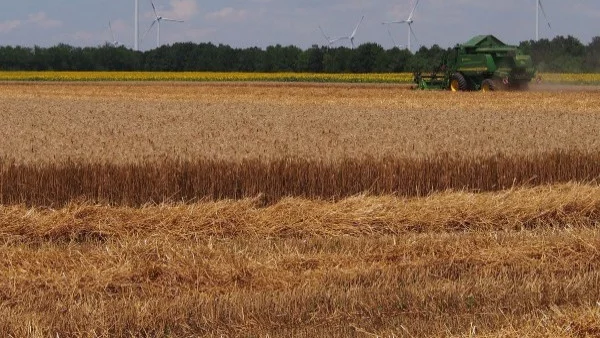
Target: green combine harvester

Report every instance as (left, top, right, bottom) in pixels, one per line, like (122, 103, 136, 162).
(414, 35, 536, 91)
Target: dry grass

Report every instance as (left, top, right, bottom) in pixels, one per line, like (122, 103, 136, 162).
(0, 184, 599, 337)
(0, 82, 599, 163)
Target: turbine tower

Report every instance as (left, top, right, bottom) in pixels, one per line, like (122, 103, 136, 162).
(536, 0, 551, 41)
(134, 0, 139, 51)
(142, 1, 184, 48)
(383, 0, 420, 51)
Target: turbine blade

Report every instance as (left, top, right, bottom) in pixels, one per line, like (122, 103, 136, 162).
(109, 21, 116, 42)
(351, 16, 364, 39)
(319, 26, 328, 39)
(141, 20, 157, 41)
(319, 25, 332, 43)
(408, 0, 420, 21)
(538, 1, 551, 29)
(383, 20, 409, 24)
(162, 18, 184, 22)
(387, 28, 397, 48)
(409, 24, 419, 45)
(151, 1, 158, 18)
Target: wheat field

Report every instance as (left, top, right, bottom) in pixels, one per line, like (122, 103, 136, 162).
(0, 82, 599, 337)
(1, 82, 599, 163)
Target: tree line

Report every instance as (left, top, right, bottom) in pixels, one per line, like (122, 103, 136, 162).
(0, 35, 598, 73)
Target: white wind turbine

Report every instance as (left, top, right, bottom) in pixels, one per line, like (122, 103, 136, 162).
(108, 21, 120, 47)
(346, 16, 364, 49)
(319, 26, 343, 46)
(142, 1, 184, 48)
(536, 0, 551, 41)
(319, 16, 364, 49)
(383, 0, 420, 51)
(345, 16, 365, 49)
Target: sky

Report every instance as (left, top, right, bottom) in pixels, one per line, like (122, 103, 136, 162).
(0, 0, 599, 51)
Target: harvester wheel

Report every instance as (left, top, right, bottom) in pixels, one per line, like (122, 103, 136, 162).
(450, 73, 468, 92)
(481, 79, 495, 92)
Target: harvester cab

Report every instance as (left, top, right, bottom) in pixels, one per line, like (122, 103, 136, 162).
(414, 35, 536, 91)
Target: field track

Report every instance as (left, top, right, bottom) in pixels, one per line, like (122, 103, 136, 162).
(0, 81, 599, 336)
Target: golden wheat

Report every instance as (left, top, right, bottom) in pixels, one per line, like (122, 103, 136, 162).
(1, 153, 599, 206)
(1, 81, 599, 336)
(0, 82, 599, 203)
(0, 82, 599, 164)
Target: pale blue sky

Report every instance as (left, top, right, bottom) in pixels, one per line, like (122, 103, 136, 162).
(0, 1, 598, 51)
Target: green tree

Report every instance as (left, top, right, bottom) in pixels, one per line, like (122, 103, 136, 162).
(1, 36, 599, 73)
(584, 37, 600, 72)
(264, 44, 302, 71)
(323, 47, 352, 73)
(349, 43, 385, 73)
(385, 48, 413, 72)
(306, 45, 325, 72)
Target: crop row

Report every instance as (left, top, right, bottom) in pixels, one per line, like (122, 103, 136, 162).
(0, 71, 598, 84)
(1, 151, 598, 207)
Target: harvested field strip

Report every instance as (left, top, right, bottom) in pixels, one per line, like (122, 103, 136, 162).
(0, 184, 599, 336)
(2, 82, 599, 163)
(1, 151, 599, 207)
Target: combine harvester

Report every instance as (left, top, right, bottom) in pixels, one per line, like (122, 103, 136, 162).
(415, 35, 536, 91)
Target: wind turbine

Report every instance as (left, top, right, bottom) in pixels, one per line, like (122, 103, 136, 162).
(346, 16, 364, 49)
(107, 21, 120, 47)
(142, 1, 184, 48)
(383, 0, 420, 51)
(319, 26, 342, 46)
(319, 16, 364, 49)
(342, 16, 365, 49)
(536, 0, 551, 41)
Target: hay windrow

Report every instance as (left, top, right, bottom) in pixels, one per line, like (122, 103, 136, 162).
(1, 185, 600, 336)
(1, 183, 599, 242)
